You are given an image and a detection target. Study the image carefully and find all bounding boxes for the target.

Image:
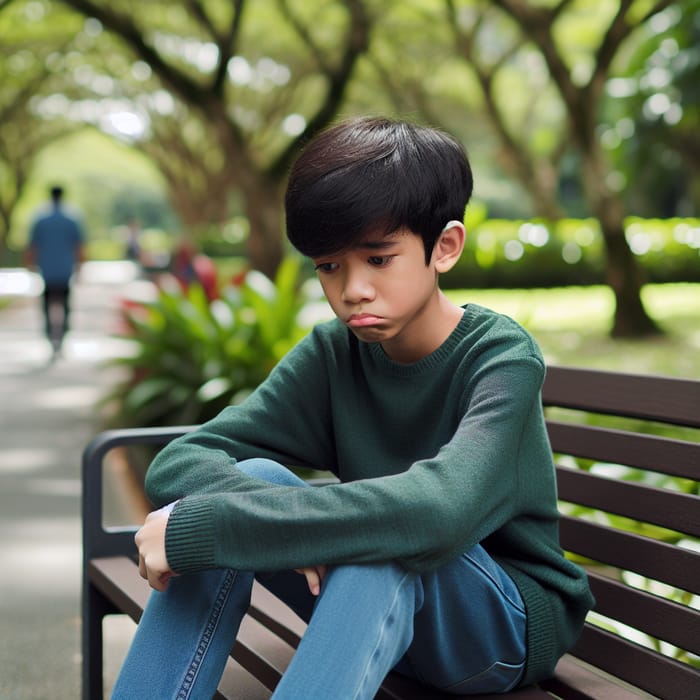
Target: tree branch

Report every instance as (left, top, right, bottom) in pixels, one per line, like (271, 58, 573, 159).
(275, 0, 331, 73)
(588, 0, 635, 103)
(58, 0, 207, 105)
(215, 0, 247, 92)
(445, 0, 565, 217)
(183, 0, 218, 37)
(592, 0, 674, 88)
(492, 0, 592, 148)
(183, 0, 247, 96)
(269, 0, 371, 179)
(639, 0, 676, 24)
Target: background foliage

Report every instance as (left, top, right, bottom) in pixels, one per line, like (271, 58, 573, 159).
(2, 1, 698, 318)
(104, 255, 317, 428)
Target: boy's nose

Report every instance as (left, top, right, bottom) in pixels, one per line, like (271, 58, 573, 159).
(341, 271, 374, 304)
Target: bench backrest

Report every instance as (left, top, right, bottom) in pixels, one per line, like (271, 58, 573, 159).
(541, 367, 700, 700)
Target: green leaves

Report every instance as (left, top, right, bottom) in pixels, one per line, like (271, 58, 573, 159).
(104, 254, 317, 428)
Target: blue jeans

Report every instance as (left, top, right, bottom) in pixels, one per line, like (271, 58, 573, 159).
(113, 459, 526, 699)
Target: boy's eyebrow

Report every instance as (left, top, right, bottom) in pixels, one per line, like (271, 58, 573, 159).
(354, 239, 400, 251)
(313, 236, 402, 260)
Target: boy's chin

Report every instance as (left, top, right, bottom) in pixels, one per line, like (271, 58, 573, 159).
(348, 325, 388, 343)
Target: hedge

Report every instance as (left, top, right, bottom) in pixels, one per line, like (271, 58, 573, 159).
(440, 217, 700, 289)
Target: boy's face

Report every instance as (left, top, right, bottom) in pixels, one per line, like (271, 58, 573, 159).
(312, 228, 453, 363)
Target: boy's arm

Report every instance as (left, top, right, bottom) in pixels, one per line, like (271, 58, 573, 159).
(162, 353, 551, 575)
(134, 500, 327, 595)
(144, 328, 337, 507)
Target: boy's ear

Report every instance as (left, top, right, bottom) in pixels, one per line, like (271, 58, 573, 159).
(433, 221, 466, 273)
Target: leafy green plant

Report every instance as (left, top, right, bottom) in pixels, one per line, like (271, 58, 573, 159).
(104, 255, 318, 428)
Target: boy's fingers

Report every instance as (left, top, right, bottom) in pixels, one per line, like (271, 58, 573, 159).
(142, 556, 171, 591)
(307, 569, 321, 596)
(295, 566, 325, 596)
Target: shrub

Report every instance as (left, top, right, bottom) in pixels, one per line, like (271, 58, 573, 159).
(441, 216, 699, 289)
(104, 255, 318, 429)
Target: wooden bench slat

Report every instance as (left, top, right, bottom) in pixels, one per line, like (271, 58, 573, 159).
(246, 584, 305, 649)
(572, 624, 700, 700)
(88, 557, 148, 623)
(542, 367, 700, 427)
(547, 421, 700, 480)
(231, 613, 296, 691)
(556, 467, 700, 537)
(559, 516, 700, 594)
(541, 656, 656, 700)
(215, 659, 274, 700)
(587, 571, 700, 654)
(378, 671, 555, 700)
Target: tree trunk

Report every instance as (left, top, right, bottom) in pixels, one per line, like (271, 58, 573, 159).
(583, 151, 660, 337)
(598, 218, 660, 337)
(240, 174, 285, 280)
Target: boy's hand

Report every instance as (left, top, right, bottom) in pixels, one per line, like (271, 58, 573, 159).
(295, 565, 328, 596)
(135, 503, 177, 592)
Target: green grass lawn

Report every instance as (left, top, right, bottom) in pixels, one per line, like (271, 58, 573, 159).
(446, 283, 700, 379)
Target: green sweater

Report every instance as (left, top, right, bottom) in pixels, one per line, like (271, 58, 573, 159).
(146, 304, 593, 686)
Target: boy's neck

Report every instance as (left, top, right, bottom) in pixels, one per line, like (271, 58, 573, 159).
(380, 291, 464, 364)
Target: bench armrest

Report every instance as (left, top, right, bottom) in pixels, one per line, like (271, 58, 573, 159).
(82, 426, 197, 562)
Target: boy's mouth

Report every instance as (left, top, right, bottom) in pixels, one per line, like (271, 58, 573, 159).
(347, 313, 382, 328)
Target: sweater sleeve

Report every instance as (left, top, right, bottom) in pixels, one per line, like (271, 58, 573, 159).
(162, 347, 549, 575)
(144, 326, 339, 508)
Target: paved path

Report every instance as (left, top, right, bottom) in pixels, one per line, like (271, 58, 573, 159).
(0, 263, 151, 700)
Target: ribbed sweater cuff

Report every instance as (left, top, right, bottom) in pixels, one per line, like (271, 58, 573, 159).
(165, 496, 217, 575)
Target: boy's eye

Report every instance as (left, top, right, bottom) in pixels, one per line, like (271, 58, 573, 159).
(368, 255, 393, 266)
(314, 262, 338, 273)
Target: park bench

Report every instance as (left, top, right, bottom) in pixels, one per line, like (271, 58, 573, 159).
(82, 366, 700, 700)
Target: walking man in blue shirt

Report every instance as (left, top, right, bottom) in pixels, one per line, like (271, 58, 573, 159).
(25, 185, 85, 355)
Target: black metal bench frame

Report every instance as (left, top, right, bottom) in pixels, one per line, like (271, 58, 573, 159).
(82, 366, 700, 699)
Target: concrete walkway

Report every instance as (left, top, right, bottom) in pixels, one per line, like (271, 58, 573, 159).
(0, 263, 152, 700)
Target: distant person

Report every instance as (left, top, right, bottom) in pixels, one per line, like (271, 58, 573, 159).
(25, 185, 85, 354)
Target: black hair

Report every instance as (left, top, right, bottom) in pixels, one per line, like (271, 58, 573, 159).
(50, 185, 64, 202)
(285, 116, 473, 264)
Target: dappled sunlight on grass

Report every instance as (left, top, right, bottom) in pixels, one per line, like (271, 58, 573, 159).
(447, 284, 700, 378)
(449, 286, 615, 332)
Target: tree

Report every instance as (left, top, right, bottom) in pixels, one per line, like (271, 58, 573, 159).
(436, 0, 677, 336)
(605, 0, 700, 217)
(0, 0, 81, 261)
(56, 0, 372, 277)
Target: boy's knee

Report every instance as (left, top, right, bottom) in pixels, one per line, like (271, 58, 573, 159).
(236, 458, 307, 487)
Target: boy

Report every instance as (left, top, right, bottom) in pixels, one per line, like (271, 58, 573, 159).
(115, 117, 593, 699)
